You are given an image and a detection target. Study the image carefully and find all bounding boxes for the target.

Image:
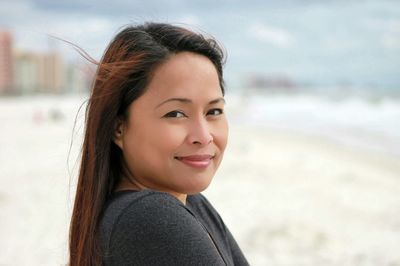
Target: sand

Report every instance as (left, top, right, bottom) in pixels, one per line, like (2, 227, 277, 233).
(0, 95, 399, 265)
(207, 126, 400, 266)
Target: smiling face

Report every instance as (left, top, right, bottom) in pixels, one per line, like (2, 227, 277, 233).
(114, 52, 228, 203)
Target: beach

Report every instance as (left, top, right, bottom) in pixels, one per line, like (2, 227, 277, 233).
(0, 94, 399, 265)
(208, 125, 400, 265)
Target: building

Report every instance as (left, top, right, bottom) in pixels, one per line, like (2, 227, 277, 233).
(14, 50, 39, 94)
(65, 60, 94, 94)
(14, 50, 66, 94)
(36, 52, 65, 93)
(1, 30, 92, 95)
(0, 31, 13, 94)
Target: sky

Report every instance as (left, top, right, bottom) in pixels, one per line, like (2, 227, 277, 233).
(1, 0, 399, 89)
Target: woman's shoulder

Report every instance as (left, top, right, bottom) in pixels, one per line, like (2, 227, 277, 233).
(99, 190, 186, 239)
(109, 189, 184, 212)
(100, 191, 221, 241)
(99, 190, 225, 265)
(105, 189, 182, 210)
(102, 190, 212, 224)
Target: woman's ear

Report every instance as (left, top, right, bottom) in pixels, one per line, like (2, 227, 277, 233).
(113, 119, 124, 149)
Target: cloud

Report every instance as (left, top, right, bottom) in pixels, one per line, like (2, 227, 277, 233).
(248, 23, 294, 48)
(365, 18, 400, 49)
(176, 14, 201, 27)
(381, 19, 400, 49)
(320, 35, 363, 54)
(382, 34, 400, 49)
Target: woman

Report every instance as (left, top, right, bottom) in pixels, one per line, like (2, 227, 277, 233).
(69, 22, 248, 266)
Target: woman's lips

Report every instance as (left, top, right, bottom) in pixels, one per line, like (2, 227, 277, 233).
(175, 154, 214, 169)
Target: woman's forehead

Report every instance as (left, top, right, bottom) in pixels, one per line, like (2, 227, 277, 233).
(139, 52, 222, 104)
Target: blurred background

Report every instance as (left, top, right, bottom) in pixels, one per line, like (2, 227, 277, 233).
(1, 0, 399, 265)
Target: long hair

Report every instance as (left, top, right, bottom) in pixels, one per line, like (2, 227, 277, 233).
(68, 22, 226, 266)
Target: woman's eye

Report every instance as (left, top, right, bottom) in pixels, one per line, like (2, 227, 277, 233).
(207, 108, 224, 116)
(163, 110, 186, 118)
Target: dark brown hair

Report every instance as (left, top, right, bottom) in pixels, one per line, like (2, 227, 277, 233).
(69, 22, 225, 265)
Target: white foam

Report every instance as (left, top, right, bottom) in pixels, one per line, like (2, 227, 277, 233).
(226, 92, 400, 157)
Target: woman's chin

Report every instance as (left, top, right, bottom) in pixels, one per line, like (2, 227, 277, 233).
(179, 177, 214, 195)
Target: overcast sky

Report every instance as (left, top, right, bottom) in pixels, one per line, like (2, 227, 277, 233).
(1, 0, 399, 88)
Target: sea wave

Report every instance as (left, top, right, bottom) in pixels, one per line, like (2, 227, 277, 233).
(226, 91, 400, 157)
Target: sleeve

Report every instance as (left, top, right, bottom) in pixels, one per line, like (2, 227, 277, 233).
(105, 193, 226, 266)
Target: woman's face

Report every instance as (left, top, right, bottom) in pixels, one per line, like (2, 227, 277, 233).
(114, 52, 228, 202)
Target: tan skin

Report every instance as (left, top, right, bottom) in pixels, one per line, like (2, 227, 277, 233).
(113, 52, 229, 205)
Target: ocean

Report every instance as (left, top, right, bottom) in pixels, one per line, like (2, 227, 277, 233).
(226, 89, 400, 158)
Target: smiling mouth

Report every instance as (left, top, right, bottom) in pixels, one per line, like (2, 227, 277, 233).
(174, 154, 214, 169)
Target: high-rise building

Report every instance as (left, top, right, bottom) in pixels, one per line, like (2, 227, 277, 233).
(14, 50, 39, 94)
(0, 31, 13, 94)
(65, 61, 95, 94)
(14, 50, 65, 94)
(37, 52, 65, 93)
(2, 30, 87, 95)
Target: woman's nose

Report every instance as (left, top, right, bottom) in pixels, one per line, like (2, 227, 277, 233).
(187, 118, 213, 146)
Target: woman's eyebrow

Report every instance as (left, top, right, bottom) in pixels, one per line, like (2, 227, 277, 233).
(155, 98, 191, 109)
(208, 97, 226, 105)
(155, 97, 225, 109)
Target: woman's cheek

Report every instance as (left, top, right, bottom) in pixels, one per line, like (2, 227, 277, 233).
(214, 120, 229, 149)
(158, 124, 188, 146)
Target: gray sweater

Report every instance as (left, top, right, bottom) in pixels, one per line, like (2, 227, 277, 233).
(99, 190, 249, 266)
